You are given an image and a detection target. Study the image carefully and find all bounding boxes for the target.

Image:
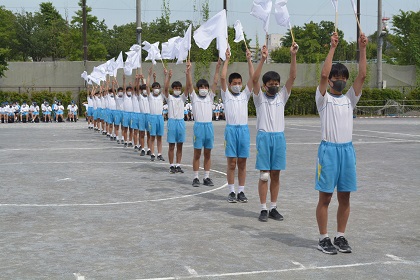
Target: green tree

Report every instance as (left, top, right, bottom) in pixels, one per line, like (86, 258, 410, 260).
(14, 11, 38, 61)
(0, 6, 16, 75)
(391, 10, 420, 66)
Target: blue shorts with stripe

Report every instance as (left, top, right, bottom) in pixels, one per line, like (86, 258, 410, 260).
(255, 131, 286, 171)
(148, 114, 164, 136)
(193, 122, 214, 150)
(224, 124, 250, 158)
(113, 110, 122, 125)
(93, 109, 99, 120)
(167, 118, 186, 143)
(87, 107, 93, 117)
(131, 112, 140, 130)
(122, 111, 132, 127)
(139, 113, 149, 131)
(107, 110, 115, 124)
(315, 141, 357, 193)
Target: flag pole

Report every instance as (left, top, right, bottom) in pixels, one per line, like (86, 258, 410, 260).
(289, 22, 295, 43)
(335, 11, 338, 33)
(352, 10, 363, 33)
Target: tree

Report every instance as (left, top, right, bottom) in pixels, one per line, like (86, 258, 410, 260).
(391, 10, 420, 66)
(0, 6, 16, 75)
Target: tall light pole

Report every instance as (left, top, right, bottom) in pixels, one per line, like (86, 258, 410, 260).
(82, 0, 87, 69)
(136, 0, 142, 70)
(223, 0, 227, 10)
(356, 0, 360, 62)
(377, 0, 383, 89)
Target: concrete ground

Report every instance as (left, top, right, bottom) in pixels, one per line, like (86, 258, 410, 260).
(0, 117, 419, 280)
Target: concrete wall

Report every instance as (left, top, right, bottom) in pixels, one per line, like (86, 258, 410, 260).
(0, 61, 416, 98)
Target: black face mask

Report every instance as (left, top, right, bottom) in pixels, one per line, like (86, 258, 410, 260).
(266, 86, 279, 97)
(330, 80, 347, 93)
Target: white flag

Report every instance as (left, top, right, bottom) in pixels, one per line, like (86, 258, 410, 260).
(274, 0, 290, 27)
(193, 9, 228, 60)
(113, 51, 124, 77)
(142, 41, 162, 65)
(250, 0, 272, 33)
(81, 71, 88, 81)
(331, 0, 338, 12)
(234, 20, 245, 43)
(176, 24, 192, 64)
(87, 75, 99, 85)
(350, 0, 357, 14)
(162, 36, 182, 60)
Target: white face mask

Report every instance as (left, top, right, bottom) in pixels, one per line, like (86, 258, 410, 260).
(142, 90, 147, 96)
(153, 88, 160, 95)
(198, 89, 209, 97)
(117, 91, 123, 97)
(230, 85, 242, 94)
(173, 90, 181, 96)
(126, 92, 132, 97)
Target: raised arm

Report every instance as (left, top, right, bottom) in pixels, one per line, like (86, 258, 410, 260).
(123, 74, 126, 92)
(319, 32, 339, 96)
(285, 42, 298, 93)
(163, 68, 171, 98)
(246, 48, 255, 90)
(220, 49, 230, 92)
(211, 58, 222, 94)
(146, 67, 153, 95)
(185, 61, 193, 95)
(352, 33, 368, 96)
(252, 45, 268, 95)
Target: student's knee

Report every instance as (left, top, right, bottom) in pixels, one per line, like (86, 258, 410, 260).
(259, 171, 270, 182)
(337, 192, 351, 206)
(318, 192, 333, 206)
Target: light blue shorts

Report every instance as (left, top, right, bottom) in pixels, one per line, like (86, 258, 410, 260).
(107, 110, 115, 124)
(33, 112, 39, 115)
(167, 118, 186, 143)
(56, 110, 63, 115)
(21, 112, 28, 116)
(139, 113, 149, 131)
(162, 110, 168, 115)
(44, 111, 51, 115)
(87, 107, 93, 117)
(255, 131, 286, 171)
(193, 122, 214, 150)
(93, 109, 99, 120)
(224, 124, 250, 158)
(131, 112, 140, 130)
(122, 111, 132, 127)
(315, 141, 357, 193)
(113, 110, 122, 125)
(148, 114, 164, 136)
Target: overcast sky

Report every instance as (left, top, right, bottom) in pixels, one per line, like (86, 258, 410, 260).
(3, 0, 420, 45)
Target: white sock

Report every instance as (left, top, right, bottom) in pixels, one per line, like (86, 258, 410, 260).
(170, 164, 175, 167)
(228, 184, 235, 193)
(261, 204, 267, 211)
(320, 234, 329, 240)
(238, 186, 245, 193)
(204, 171, 210, 179)
(336, 232, 345, 238)
(194, 171, 199, 179)
(270, 202, 277, 210)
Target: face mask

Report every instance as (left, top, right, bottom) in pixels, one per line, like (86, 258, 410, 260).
(198, 89, 209, 97)
(110, 95, 114, 98)
(330, 80, 347, 93)
(153, 88, 160, 95)
(142, 90, 147, 96)
(118, 92, 123, 97)
(266, 86, 279, 96)
(173, 90, 181, 96)
(126, 92, 132, 97)
(230, 85, 242, 94)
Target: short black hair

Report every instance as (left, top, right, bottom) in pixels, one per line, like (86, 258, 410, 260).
(151, 82, 161, 88)
(262, 71, 280, 85)
(228, 73, 242, 84)
(329, 63, 349, 79)
(140, 84, 146, 90)
(196, 79, 209, 89)
(117, 87, 124, 92)
(171, 81, 182, 89)
(126, 86, 133, 90)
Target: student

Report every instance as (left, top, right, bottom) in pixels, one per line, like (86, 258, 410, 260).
(184, 101, 190, 121)
(252, 43, 298, 222)
(315, 32, 367, 255)
(56, 101, 65, 122)
(162, 101, 168, 121)
(0, 102, 6, 123)
(114, 84, 125, 144)
(122, 75, 134, 147)
(220, 48, 254, 203)
(146, 67, 165, 161)
(30, 102, 40, 123)
(131, 75, 141, 150)
(43, 102, 52, 122)
(137, 76, 151, 156)
(163, 69, 187, 174)
(68, 101, 78, 122)
(20, 101, 30, 122)
(186, 59, 221, 187)
(93, 91, 100, 130)
(107, 81, 117, 140)
(87, 87, 94, 129)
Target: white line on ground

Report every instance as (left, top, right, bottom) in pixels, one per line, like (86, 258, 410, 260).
(386, 254, 405, 261)
(135, 257, 420, 280)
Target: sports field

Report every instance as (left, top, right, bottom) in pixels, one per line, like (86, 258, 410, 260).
(1, 117, 419, 279)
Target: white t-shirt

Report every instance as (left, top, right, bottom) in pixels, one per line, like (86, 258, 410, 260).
(189, 90, 215, 122)
(164, 94, 187, 120)
(221, 86, 251, 125)
(20, 105, 30, 113)
(69, 105, 78, 113)
(148, 94, 164, 116)
(316, 86, 360, 143)
(253, 86, 290, 132)
(123, 93, 134, 112)
(87, 96, 93, 107)
(132, 95, 140, 113)
(138, 94, 150, 114)
(115, 94, 124, 111)
(93, 96, 99, 109)
(107, 94, 116, 110)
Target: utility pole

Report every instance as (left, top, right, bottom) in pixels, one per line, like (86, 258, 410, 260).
(377, 0, 385, 89)
(82, 0, 88, 69)
(356, 0, 360, 62)
(223, 0, 227, 10)
(136, 0, 142, 72)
